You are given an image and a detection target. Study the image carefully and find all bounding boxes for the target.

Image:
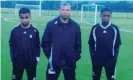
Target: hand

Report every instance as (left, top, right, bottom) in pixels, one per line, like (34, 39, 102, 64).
(36, 57, 40, 63)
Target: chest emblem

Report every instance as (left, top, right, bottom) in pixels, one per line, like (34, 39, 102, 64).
(23, 31, 27, 34)
(103, 30, 107, 33)
(30, 34, 32, 38)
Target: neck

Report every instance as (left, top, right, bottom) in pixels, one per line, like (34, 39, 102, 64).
(21, 24, 30, 29)
(60, 17, 69, 23)
(102, 21, 109, 27)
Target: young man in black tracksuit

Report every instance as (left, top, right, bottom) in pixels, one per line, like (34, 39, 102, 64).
(41, 2, 81, 80)
(9, 8, 40, 80)
(89, 8, 121, 80)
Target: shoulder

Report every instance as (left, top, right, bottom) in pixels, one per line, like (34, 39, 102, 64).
(47, 17, 58, 26)
(11, 25, 20, 33)
(32, 25, 39, 32)
(111, 24, 119, 31)
(70, 19, 80, 29)
(44, 17, 58, 31)
(31, 25, 39, 33)
(92, 23, 100, 30)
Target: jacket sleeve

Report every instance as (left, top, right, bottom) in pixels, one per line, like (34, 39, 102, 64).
(41, 23, 52, 59)
(35, 30, 40, 58)
(88, 26, 95, 60)
(114, 27, 121, 59)
(9, 30, 15, 62)
(75, 24, 82, 61)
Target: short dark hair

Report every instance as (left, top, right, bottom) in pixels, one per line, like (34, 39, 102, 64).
(101, 8, 112, 14)
(19, 7, 31, 15)
(60, 2, 71, 8)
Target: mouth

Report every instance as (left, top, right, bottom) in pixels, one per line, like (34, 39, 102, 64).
(22, 23, 29, 26)
(62, 15, 69, 19)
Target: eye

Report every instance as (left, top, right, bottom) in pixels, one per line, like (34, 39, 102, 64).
(103, 15, 110, 17)
(66, 9, 69, 11)
(20, 17, 24, 19)
(20, 17, 29, 19)
(25, 17, 29, 19)
(62, 9, 65, 11)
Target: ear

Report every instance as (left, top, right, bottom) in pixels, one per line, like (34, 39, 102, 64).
(59, 9, 61, 14)
(110, 15, 112, 18)
(100, 14, 102, 18)
(29, 15, 31, 20)
(19, 14, 21, 18)
(110, 14, 112, 17)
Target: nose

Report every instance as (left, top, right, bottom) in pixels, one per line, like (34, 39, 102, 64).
(104, 16, 108, 19)
(22, 19, 27, 22)
(64, 9, 68, 13)
(63, 10, 66, 13)
(21, 19, 27, 23)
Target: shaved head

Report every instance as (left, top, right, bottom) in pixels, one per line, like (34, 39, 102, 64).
(59, 2, 71, 20)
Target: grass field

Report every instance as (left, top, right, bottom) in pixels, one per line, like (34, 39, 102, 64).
(1, 8, 133, 80)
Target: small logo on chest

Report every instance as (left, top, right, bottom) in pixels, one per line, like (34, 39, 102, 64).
(103, 30, 107, 33)
(23, 31, 27, 34)
(30, 34, 32, 38)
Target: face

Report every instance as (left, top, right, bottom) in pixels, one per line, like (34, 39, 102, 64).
(101, 11, 112, 23)
(59, 5, 71, 19)
(19, 13, 31, 26)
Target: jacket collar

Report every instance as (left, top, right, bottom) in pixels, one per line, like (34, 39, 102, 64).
(56, 16, 72, 26)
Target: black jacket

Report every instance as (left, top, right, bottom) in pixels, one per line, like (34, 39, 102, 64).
(41, 17, 82, 68)
(89, 22, 121, 65)
(9, 24, 40, 63)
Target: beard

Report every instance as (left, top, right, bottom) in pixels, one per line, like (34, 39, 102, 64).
(60, 15, 69, 20)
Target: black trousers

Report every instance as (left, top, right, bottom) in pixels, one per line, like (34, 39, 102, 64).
(12, 61, 37, 80)
(92, 60, 116, 80)
(46, 63, 76, 80)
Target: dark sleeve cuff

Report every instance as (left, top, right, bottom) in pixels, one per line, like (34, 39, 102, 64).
(75, 53, 81, 61)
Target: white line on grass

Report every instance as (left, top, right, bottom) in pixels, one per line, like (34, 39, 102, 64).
(4, 18, 133, 33)
(4, 18, 44, 26)
(119, 29, 133, 33)
(122, 29, 133, 31)
(4, 18, 16, 22)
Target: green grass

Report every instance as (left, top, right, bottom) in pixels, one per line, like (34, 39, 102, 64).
(1, 8, 133, 80)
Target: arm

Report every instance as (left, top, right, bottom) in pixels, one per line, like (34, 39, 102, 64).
(88, 27, 95, 61)
(35, 30, 41, 62)
(9, 30, 14, 62)
(114, 27, 121, 59)
(75, 25, 82, 61)
(41, 23, 52, 59)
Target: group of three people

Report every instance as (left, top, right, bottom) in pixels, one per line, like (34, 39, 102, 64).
(9, 2, 121, 80)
